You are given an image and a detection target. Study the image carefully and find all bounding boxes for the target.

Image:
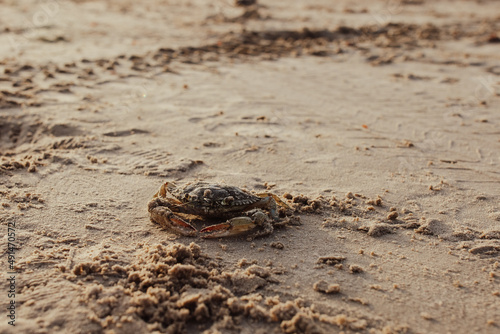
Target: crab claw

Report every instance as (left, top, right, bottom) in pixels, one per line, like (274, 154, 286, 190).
(200, 217, 257, 238)
(149, 206, 197, 236)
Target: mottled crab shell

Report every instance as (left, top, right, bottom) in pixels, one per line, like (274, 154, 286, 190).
(177, 183, 261, 217)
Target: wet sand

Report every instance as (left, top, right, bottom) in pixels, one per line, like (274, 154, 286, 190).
(1, 0, 500, 333)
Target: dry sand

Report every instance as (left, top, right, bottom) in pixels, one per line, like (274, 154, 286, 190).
(1, 0, 500, 333)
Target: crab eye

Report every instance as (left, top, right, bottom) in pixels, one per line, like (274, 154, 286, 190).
(203, 189, 212, 198)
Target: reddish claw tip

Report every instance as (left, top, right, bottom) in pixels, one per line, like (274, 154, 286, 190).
(200, 223, 230, 233)
(171, 217, 196, 231)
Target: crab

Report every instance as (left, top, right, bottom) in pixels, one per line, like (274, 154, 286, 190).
(148, 181, 290, 238)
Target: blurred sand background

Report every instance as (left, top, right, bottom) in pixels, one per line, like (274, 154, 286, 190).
(1, 0, 500, 333)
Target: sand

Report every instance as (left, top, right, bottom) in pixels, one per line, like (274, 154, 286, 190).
(1, 0, 499, 333)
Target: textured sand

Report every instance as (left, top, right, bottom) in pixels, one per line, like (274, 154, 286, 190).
(1, 0, 500, 333)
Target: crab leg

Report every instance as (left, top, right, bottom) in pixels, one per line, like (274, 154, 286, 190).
(154, 182, 180, 200)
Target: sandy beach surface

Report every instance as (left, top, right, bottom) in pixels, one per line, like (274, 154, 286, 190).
(1, 0, 500, 333)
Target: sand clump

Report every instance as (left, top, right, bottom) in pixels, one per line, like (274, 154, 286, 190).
(322, 193, 421, 237)
(316, 255, 346, 266)
(313, 280, 341, 294)
(68, 243, 372, 333)
(283, 192, 323, 213)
